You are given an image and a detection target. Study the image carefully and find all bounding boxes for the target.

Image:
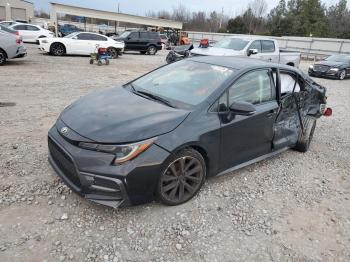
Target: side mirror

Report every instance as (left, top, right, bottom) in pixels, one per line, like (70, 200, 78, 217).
(247, 48, 258, 56)
(229, 101, 256, 116)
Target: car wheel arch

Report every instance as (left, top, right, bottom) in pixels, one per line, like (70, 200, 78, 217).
(287, 62, 294, 67)
(0, 48, 8, 58)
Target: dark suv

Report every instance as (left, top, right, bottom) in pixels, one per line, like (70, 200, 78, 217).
(115, 31, 162, 55)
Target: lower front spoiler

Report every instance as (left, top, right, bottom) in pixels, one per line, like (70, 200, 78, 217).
(308, 71, 339, 79)
(48, 154, 131, 209)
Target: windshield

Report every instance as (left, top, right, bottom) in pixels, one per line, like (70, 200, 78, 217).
(131, 60, 234, 106)
(119, 31, 131, 38)
(326, 55, 350, 63)
(213, 38, 249, 50)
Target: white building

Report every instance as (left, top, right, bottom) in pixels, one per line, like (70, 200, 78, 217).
(0, 0, 34, 22)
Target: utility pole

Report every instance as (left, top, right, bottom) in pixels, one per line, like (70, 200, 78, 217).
(116, 2, 120, 33)
(219, 7, 224, 29)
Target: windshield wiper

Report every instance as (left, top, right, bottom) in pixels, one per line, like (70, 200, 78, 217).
(135, 90, 176, 108)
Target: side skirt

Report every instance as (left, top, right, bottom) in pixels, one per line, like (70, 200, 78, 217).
(217, 147, 290, 177)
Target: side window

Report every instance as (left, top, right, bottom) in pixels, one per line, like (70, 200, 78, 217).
(128, 32, 139, 39)
(92, 34, 107, 41)
(248, 40, 261, 53)
(27, 25, 40, 31)
(13, 24, 27, 30)
(77, 33, 95, 40)
(140, 32, 149, 39)
(229, 69, 275, 105)
(261, 40, 275, 53)
(280, 72, 301, 95)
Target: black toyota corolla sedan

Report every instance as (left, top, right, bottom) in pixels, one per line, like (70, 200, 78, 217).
(308, 54, 350, 80)
(48, 57, 330, 208)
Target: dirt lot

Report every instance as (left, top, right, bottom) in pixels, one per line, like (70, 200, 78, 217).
(0, 44, 349, 262)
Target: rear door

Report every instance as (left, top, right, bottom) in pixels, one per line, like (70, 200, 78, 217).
(26, 25, 41, 42)
(260, 40, 278, 63)
(219, 69, 279, 171)
(139, 32, 150, 51)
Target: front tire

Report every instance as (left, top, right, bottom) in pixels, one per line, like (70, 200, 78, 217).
(338, 69, 346, 80)
(294, 116, 317, 152)
(147, 45, 157, 55)
(50, 43, 66, 56)
(0, 49, 6, 65)
(157, 149, 206, 206)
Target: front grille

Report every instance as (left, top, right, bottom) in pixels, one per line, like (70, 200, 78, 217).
(48, 137, 81, 188)
(313, 64, 330, 72)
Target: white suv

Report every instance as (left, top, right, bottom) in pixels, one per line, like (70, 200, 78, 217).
(9, 23, 54, 43)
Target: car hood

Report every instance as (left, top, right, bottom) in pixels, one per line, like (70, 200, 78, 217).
(316, 60, 345, 67)
(191, 47, 243, 56)
(59, 87, 190, 144)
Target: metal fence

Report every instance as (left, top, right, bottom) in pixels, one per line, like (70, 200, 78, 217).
(183, 31, 350, 58)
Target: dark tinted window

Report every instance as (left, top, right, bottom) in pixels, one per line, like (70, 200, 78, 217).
(128, 32, 139, 39)
(13, 24, 27, 30)
(91, 34, 107, 41)
(0, 25, 16, 34)
(228, 69, 275, 105)
(248, 40, 261, 53)
(77, 33, 96, 40)
(27, 25, 40, 31)
(261, 40, 275, 53)
(140, 32, 150, 38)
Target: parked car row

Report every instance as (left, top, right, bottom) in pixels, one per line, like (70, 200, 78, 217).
(0, 30, 27, 65)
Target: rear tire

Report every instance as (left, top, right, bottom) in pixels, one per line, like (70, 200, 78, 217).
(147, 45, 157, 55)
(294, 116, 317, 152)
(50, 43, 66, 56)
(0, 49, 6, 65)
(157, 148, 206, 206)
(107, 47, 118, 59)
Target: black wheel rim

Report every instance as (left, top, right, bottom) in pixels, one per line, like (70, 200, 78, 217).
(160, 156, 203, 203)
(107, 48, 117, 58)
(53, 44, 64, 55)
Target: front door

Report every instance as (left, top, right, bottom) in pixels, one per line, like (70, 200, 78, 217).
(125, 32, 139, 51)
(219, 69, 279, 171)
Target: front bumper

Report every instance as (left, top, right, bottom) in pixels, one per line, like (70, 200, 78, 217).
(308, 69, 339, 79)
(48, 124, 170, 208)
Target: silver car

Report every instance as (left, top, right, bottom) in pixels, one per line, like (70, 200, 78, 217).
(0, 31, 27, 65)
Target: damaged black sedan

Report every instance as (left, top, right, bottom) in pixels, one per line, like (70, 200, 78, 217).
(48, 57, 330, 208)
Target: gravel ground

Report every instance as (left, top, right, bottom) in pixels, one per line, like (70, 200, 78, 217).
(0, 44, 349, 262)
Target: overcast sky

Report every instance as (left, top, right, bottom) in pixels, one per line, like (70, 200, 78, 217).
(31, 0, 346, 17)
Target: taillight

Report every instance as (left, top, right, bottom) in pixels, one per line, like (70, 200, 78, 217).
(16, 38, 21, 44)
(323, 107, 332, 117)
(15, 31, 19, 36)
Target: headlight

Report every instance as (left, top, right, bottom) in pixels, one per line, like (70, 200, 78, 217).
(79, 137, 156, 164)
(309, 64, 314, 69)
(329, 68, 339, 72)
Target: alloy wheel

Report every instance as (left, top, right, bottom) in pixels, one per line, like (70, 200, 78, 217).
(107, 47, 118, 58)
(148, 46, 156, 55)
(160, 156, 204, 204)
(339, 70, 346, 80)
(52, 44, 65, 56)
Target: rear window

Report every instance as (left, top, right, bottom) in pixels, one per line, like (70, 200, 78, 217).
(0, 25, 16, 34)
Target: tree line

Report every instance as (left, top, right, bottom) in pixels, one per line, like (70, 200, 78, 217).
(147, 0, 350, 39)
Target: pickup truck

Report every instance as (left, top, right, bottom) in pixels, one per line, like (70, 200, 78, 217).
(190, 36, 301, 67)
